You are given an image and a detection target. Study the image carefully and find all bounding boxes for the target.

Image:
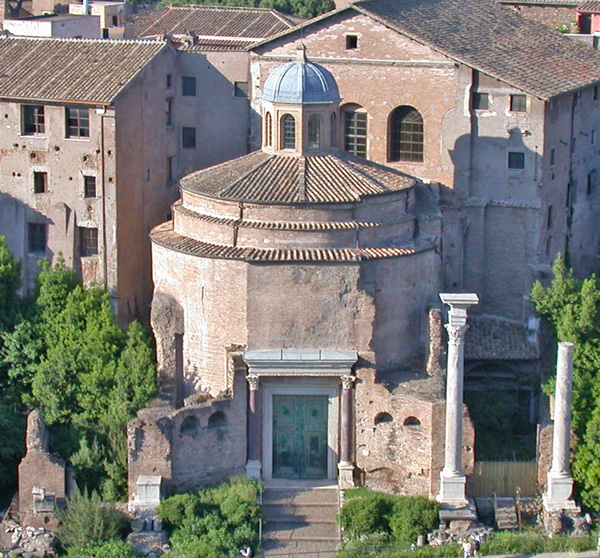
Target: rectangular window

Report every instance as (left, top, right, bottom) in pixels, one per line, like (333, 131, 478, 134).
(595, 85, 599, 100)
(167, 156, 174, 182)
(167, 73, 172, 88)
(550, 148, 556, 166)
(22, 105, 45, 135)
(84, 175, 96, 198)
(345, 34, 358, 49)
(234, 82, 249, 98)
(510, 94, 527, 112)
(33, 171, 47, 194)
(472, 92, 489, 110)
(547, 205, 553, 229)
(508, 152, 525, 169)
(182, 126, 196, 149)
(28, 223, 46, 253)
(182, 76, 196, 96)
(66, 107, 90, 138)
(588, 170, 597, 196)
(80, 226, 98, 257)
(166, 98, 173, 127)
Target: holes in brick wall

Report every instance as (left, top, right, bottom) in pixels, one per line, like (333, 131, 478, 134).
(403, 416, 421, 427)
(374, 412, 393, 425)
(180, 415, 200, 435)
(208, 411, 227, 429)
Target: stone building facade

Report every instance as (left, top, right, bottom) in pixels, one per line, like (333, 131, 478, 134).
(129, 0, 600, 498)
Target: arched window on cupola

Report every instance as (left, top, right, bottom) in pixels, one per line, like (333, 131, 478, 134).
(307, 114, 321, 150)
(330, 112, 337, 147)
(389, 106, 424, 162)
(281, 114, 296, 150)
(265, 112, 273, 147)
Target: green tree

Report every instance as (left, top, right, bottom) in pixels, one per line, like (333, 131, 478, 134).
(0, 235, 21, 331)
(531, 254, 600, 508)
(2, 258, 157, 499)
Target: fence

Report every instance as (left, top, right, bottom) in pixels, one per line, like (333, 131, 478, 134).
(470, 460, 538, 497)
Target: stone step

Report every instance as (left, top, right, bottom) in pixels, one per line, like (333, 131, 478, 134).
(263, 488, 338, 506)
(263, 520, 340, 541)
(263, 504, 338, 523)
(494, 497, 518, 530)
(261, 538, 339, 557)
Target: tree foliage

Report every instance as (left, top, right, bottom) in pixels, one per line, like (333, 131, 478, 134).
(531, 254, 600, 509)
(156, 0, 334, 19)
(0, 254, 157, 500)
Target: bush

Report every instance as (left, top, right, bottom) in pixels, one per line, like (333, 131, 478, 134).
(389, 496, 439, 545)
(159, 477, 262, 558)
(57, 489, 129, 552)
(338, 491, 392, 538)
(66, 539, 139, 558)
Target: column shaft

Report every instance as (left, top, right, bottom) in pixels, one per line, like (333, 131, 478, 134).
(551, 342, 574, 476)
(340, 381, 353, 465)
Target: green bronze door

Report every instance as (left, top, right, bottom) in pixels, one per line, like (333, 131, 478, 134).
(272, 394, 328, 479)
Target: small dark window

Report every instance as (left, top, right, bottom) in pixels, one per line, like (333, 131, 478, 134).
(180, 415, 199, 434)
(166, 98, 173, 127)
(595, 85, 599, 100)
(182, 76, 196, 96)
(234, 82, 249, 98)
(345, 34, 358, 49)
(508, 152, 525, 169)
(588, 170, 597, 195)
(80, 227, 98, 257)
(547, 205, 553, 229)
(330, 112, 337, 147)
(281, 114, 296, 149)
(22, 105, 45, 135)
(472, 92, 489, 110)
(33, 171, 47, 194)
(28, 223, 46, 253)
(550, 148, 556, 166)
(66, 107, 90, 138)
(182, 126, 196, 149)
(84, 175, 96, 198)
(510, 94, 527, 112)
(167, 156, 174, 182)
(166, 73, 172, 88)
(374, 412, 393, 425)
(208, 411, 227, 428)
(403, 416, 421, 426)
(111, 15, 118, 26)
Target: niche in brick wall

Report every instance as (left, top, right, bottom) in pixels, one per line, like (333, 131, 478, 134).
(374, 412, 393, 425)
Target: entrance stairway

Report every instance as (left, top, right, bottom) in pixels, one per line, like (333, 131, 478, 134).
(261, 486, 340, 557)
(494, 497, 519, 530)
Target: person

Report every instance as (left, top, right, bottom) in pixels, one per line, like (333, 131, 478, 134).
(462, 540, 472, 558)
(472, 533, 482, 558)
(240, 546, 253, 558)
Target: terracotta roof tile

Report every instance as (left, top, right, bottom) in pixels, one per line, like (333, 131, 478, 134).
(151, 221, 435, 261)
(465, 315, 539, 360)
(577, 0, 600, 12)
(0, 37, 166, 104)
(354, 0, 600, 100)
(180, 150, 416, 204)
(133, 5, 295, 41)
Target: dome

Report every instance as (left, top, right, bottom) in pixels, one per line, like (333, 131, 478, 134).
(262, 59, 341, 105)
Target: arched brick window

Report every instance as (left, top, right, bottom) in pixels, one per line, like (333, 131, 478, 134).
(180, 415, 199, 434)
(308, 114, 321, 150)
(403, 416, 421, 426)
(208, 411, 227, 428)
(265, 112, 272, 147)
(374, 412, 393, 425)
(281, 114, 296, 150)
(389, 106, 424, 162)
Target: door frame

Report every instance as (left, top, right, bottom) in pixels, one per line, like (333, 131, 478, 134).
(262, 383, 339, 481)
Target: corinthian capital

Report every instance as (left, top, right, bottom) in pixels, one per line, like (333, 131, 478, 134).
(445, 324, 468, 347)
(246, 374, 260, 391)
(341, 374, 356, 390)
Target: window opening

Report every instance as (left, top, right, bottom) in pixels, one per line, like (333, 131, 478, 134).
(389, 106, 424, 162)
(182, 127, 196, 149)
(66, 107, 90, 138)
(33, 171, 47, 194)
(234, 82, 249, 98)
(345, 34, 358, 49)
(80, 227, 98, 256)
(22, 105, 45, 135)
(510, 94, 527, 112)
(265, 112, 272, 147)
(330, 112, 337, 147)
(166, 98, 173, 127)
(344, 108, 367, 158)
(84, 175, 96, 198)
(28, 223, 46, 253)
(472, 92, 489, 110)
(508, 152, 525, 169)
(281, 114, 296, 149)
(182, 76, 196, 96)
(307, 114, 321, 150)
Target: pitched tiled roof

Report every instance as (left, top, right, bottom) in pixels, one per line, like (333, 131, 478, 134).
(577, 0, 600, 12)
(151, 221, 435, 261)
(254, 0, 600, 100)
(181, 150, 416, 204)
(0, 37, 166, 104)
(133, 5, 295, 42)
(465, 315, 539, 360)
(179, 38, 256, 52)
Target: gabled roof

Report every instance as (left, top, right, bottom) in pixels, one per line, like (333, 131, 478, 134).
(578, 0, 600, 13)
(132, 5, 296, 43)
(0, 37, 167, 104)
(252, 0, 600, 100)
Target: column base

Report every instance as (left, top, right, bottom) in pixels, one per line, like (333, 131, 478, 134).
(437, 471, 468, 506)
(245, 460, 262, 480)
(545, 471, 575, 505)
(338, 462, 355, 488)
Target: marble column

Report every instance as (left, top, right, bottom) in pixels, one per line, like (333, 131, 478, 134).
(245, 374, 262, 479)
(438, 293, 478, 506)
(338, 374, 355, 488)
(544, 342, 578, 511)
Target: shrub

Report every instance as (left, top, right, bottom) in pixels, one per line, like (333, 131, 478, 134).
(57, 489, 129, 552)
(339, 493, 391, 538)
(66, 539, 139, 558)
(388, 496, 439, 544)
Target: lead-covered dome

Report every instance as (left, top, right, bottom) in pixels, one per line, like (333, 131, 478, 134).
(262, 59, 341, 105)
